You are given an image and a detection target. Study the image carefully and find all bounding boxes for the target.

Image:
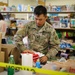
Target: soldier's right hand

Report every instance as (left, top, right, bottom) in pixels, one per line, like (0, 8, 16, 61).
(22, 50, 34, 54)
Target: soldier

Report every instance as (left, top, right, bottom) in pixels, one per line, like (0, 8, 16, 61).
(14, 5, 60, 64)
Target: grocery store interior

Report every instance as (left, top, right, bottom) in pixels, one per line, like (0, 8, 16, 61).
(0, 0, 75, 75)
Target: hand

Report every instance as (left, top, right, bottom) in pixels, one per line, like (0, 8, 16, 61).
(39, 56, 48, 65)
(23, 50, 34, 54)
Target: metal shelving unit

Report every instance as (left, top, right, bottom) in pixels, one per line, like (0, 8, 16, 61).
(1, 11, 75, 34)
(0, 11, 75, 13)
(55, 28, 75, 31)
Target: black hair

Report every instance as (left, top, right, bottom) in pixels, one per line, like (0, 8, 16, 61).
(0, 13, 4, 20)
(34, 5, 47, 16)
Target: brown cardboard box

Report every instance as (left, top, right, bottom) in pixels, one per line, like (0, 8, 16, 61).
(10, 47, 21, 64)
(0, 51, 5, 72)
(1, 44, 20, 64)
(1, 44, 16, 63)
(0, 32, 2, 52)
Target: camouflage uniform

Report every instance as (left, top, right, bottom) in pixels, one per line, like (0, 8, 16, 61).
(14, 21, 60, 59)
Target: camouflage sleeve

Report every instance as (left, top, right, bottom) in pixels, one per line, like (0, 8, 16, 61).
(14, 23, 29, 52)
(46, 28, 60, 59)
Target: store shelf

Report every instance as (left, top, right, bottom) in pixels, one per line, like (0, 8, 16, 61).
(55, 28, 75, 31)
(47, 11, 75, 14)
(0, 11, 75, 13)
(0, 11, 33, 13)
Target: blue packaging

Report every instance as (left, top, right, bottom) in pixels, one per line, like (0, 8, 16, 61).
(36, 61, 41, 68)
(17, 4, 22, 11)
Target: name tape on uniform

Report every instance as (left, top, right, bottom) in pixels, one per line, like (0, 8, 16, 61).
(0, 62, 75, 75)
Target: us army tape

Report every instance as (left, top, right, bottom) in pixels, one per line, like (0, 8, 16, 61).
(0, 62, 75, 75)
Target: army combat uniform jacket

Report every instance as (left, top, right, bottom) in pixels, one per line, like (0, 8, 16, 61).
(14, 21, 60, 58)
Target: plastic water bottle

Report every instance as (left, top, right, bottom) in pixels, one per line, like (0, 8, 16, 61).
(7, 55, 15, 75)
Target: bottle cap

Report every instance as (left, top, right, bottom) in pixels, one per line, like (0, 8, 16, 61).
(10, 55, 13, 57)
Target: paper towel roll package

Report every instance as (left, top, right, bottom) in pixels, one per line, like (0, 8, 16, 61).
(21, 53, 33, 75)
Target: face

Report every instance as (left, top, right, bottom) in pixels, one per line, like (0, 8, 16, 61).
(34, 14, 47, 27)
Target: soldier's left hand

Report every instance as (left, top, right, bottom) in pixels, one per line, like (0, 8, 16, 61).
(39, 56, 48, 65)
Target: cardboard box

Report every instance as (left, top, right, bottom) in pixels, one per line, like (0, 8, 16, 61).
(0, 32, 2, 52)
(0, 51, 5, 72)
(10, 47, 21, 64)
(1, 44, 20, 64)
(1, 44, 16, 63)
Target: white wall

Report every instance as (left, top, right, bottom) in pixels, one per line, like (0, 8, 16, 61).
(0, 0, 37, 6)
(8, 0, 37, 6)
(0, 0, 7, 3)
(46, 0, 75, 5)
(8, 0, 75, 6)
(1, 0, 75, 6)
